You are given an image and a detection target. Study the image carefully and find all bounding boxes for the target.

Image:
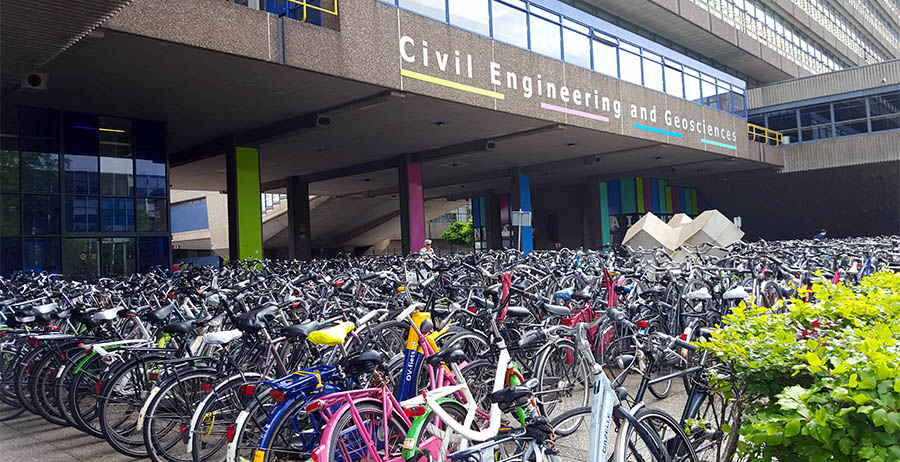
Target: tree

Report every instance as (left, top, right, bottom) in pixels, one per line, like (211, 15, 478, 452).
(441, 218, 474, 246)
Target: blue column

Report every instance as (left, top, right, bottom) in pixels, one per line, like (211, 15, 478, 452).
(518, 174, 533, 254)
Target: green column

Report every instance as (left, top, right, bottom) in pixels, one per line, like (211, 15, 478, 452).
(226, 146, 262, 261)
(599, 181, 610, 246)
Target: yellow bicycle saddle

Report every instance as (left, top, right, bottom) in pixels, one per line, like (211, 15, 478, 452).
(307, 321, 355, 346)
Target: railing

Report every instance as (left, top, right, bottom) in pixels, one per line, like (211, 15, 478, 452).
(286, 0, 337, 24)
(262, 193, 287, 215)
(748, 123, 783, 146)
(229, 0, 337, 25)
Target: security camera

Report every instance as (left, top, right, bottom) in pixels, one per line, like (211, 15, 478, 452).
(485, 141, 496, 151)
(882, 77, 888, 83)
(21, 73, 47, 90)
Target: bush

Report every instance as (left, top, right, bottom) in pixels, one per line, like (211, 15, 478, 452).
(700, 272, 900, 462)
(441, 218, 474, 247)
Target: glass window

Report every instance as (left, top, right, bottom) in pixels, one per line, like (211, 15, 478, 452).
(449, 0, 489, 35)
(23, 237, 60, 274)
(592, 37, 618, 77)
(684, 73, 701, 104)
(22, 195, 59, 235)
(138, 237, 169, 272)
(642, 57, 663, 92)
(399, 0, 446, 21)
(63, 155, 99, 195)
(20, 107, 58, 155)
(0, 145, 18, 193)
(135, 120, 166, 197)
(0, 237, 22, 275)
(871, 116, 900, 132)
(21, 152, 59, 194)
(63, 238, 99, 280)
(800, 125, 832, 141)
(563, 28, 590, 68)
(137, 198, 168, 232)
(869, 92, 900, 117)
(619, 49, 642, 85)
(100, 157, 133, 196)
(98, 117, 132, 158)
(733, 92, 746, 115)
(101, 237, 135, 277)
(766, 109, 798, 131)
(0, 194, 19, 235)
(717, 85, 732, 113)
(101, 197, 134, 232)
(832, 99, 866, 122)
(529, 11, 561, 59)
(64, 113, 99, 156)
(171, 199, 209, 233)
(491, 1, 528, 48)
(701, 76, 717, 109)
(65, 196, 99, 233)
(562, 18, 588, 34)
(799, 104, 832, 127)
(834, 121, 868, 137)
(664, 64, 683, 98)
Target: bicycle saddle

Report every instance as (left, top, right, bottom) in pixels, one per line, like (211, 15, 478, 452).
(144, 303, 176, 323)
(541, 302, 571, 316)
(643, 286, 667, 296)
(684, 287, 712, 300)
(85, 307, 119, 326)
(424, 347, 467, 367)
(489, 385, 532, 404)
(344, 348, 385, 377)
(235, 305, 279, 332)
(723, 286, 751, 300)
(162, 319, 196, 335)
(202, 328, 243, 345)
(281, 320, 320, 339)
(505, 306, 532, 318)
(571, 287, 592, 301)
(307, 321, 355, 346)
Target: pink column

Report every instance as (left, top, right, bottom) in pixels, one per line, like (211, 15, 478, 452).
(406, 163, 425, 253)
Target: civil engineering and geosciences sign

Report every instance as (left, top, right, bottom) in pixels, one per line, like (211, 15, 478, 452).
(397, 33, 740, 152)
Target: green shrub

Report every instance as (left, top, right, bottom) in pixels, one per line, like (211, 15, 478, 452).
(700, 271, 900, 462)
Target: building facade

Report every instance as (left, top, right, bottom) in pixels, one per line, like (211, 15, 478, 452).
(0, 0, 897, 276)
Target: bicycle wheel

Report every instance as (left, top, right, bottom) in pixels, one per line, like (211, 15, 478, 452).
(686, 392, 740, 462)
(28, 349, 69, 426)
(13, 346, 45, 413)
(439, 330, 490, 359)
(258, 395, 319, 462)
(322, 402, 408, 462)
(533, 338, 591, 433)
(68, 351, 111, 437)
(99, 354, 170, 458)
(619, 407, 698, 462)
(0, 344, 25, 422)
(190, 375, 261, 462)
(229, 385, 278, 462)
(405, 400, 475, 462)
(143, 369, 218, 462)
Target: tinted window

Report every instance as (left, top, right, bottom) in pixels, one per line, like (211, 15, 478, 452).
(0, 194, 19, 235)
(64, 113, 99, 156)
(100, 157, 133, 196)
(65, 196, 99, 233)
(733, 92, 746, 115)
(717, 86, 732, 113)
(799, 104, 831, 127)
(101, 197, 134, 232)
(63, 155, 99, 194)
(800, 125, 832, 141)
(138, 237, 169, 272)
(449, 0, 489, 35)
(22, 195, 59, 235)
(399, 0, 445, 21)
(101, 238, 135, 277)
(135, 121, 167, 197)
(869, 92, 900, 116)
(21, 152, 58, 194)
(63, 238, 99, 280)
(529, 11, 561, 59)
(0, 150, 18, 192)
(766, 110, 798, 131)
(701, 77, 717, 109)
(0, 237, 22, 275)
(592, 38, 618, 77)
(23, 237, 61, 274)
(170, 199, 209, 233)
(833, 99, 866, 122)
(137, 198, 168, 232)
(99, 117, 132, 158)
(20, 107, 58, 155)
(492, 0, 527, 48)
(834, 121, 868, 137)
(871, 116, 900, 132)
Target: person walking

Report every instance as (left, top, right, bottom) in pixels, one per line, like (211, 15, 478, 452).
(813, 229, 827, 241)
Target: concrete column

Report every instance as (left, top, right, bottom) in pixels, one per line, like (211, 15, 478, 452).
(509, 170, 533, 254)
(584, 177, 603, 249)
(484, 192, 502, 250)
(398, 160, 425, 255)
(286, 176, 312, 260)
(225, 143, 263, 262)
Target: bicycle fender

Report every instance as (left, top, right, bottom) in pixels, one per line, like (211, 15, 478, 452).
(401, 397, 463, 460)
(226, 409, 251, 462)
(186, 372, 265, 453)
(613, 402, 645, 459)
(136, 385, 162, 432)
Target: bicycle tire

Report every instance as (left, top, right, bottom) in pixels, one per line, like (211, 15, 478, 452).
(320, 401, 408, 462)
(190, 374, 262, 462)
(143, 369, 218, 462)
(533, 337, 591, 431)
(619, 407, 699, 462)
(28, 349, 69, 426)
(68, 351, 111, 437)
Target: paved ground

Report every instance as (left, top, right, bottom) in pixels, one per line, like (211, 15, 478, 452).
(0, 378, 687, 462)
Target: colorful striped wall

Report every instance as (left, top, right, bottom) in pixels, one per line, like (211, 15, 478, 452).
(599, 177, 710, 244)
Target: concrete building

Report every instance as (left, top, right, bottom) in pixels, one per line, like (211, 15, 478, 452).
(0, 0, 897, 276)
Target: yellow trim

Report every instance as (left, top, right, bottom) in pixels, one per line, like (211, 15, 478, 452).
(747, 123, 783, 146)
(253, 449, 265, 462)
(286, 0, 338, 23)
(400, 68, 505, 100)
(292, 370, 324, 390)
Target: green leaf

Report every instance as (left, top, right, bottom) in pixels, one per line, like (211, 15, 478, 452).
(853, 393, 872, 405)
(784, 420, 801, 437)
(885, 412, 900, 434)
(872, 408, 888, 427)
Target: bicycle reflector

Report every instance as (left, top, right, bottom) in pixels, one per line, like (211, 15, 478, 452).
(404, 406, 426, 417)
(304, 399, 325, 414)
(239, 385, 255, 396)
(636, 320, 649, 328)
(226, 423, 236, 442)
(201, 382, 211, 392)
(269, 389, 286, 403)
